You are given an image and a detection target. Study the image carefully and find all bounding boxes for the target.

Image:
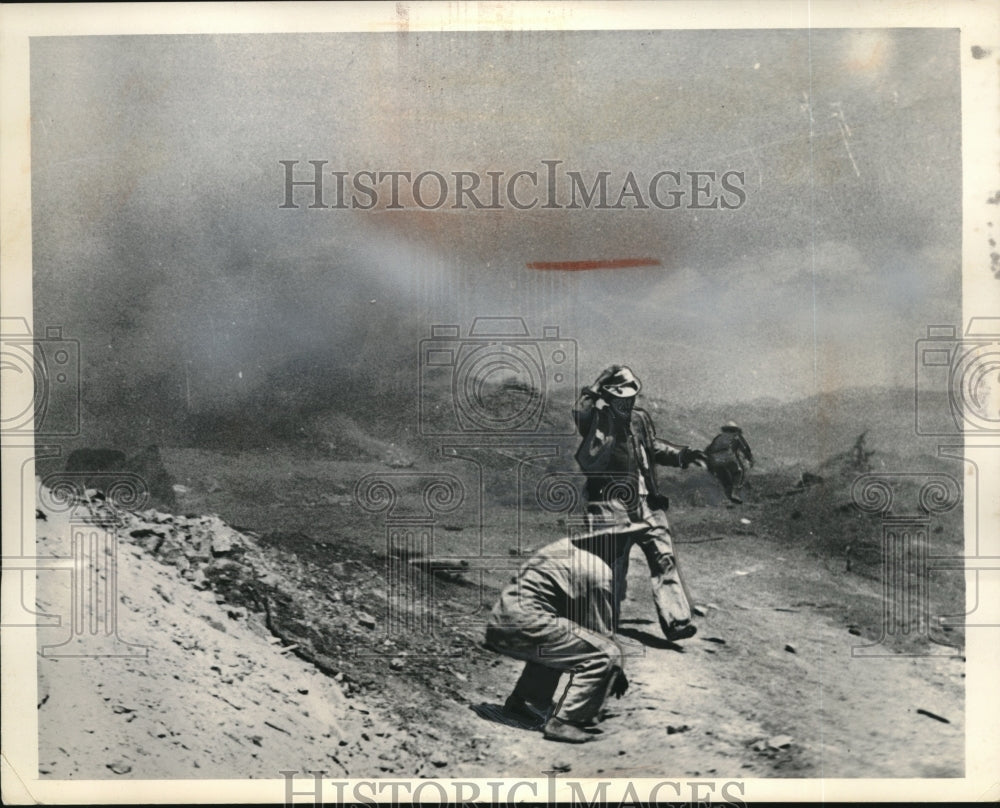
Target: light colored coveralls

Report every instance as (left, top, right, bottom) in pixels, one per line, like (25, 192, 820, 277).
(485, 536, 625, 725)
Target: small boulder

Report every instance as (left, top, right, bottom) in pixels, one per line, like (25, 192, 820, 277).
(209, 525, 241, 556)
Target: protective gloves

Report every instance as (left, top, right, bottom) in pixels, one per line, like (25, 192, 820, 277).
(679, 447, 708, 469)
(610, 668, 629, 699)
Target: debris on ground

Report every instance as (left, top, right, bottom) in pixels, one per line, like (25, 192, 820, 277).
(916, 709, 950, 724)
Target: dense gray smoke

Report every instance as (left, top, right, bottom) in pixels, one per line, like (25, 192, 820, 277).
(29, 30, 961, 446)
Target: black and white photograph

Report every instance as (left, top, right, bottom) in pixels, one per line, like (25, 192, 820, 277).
(1, 2, 998, 804)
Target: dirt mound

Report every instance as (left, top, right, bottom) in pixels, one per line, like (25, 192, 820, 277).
(33, 485, 440, 779)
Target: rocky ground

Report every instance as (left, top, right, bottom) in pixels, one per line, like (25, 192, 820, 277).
(34, 492, 433, 779)
(33, 472, 965, 782)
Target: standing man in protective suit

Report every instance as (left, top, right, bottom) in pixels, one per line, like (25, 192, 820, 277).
(705, 421, 754, 504)
(573, 365, 707, 643)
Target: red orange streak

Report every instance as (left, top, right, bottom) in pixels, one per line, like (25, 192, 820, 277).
(526, 258, 661, 271)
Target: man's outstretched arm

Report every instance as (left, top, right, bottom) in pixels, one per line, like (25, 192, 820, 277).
(652, 437, 707, 469)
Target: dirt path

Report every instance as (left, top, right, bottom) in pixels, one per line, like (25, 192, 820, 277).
(452, 517, 964, 779)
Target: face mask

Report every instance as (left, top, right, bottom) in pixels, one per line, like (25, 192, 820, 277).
(609, 396, 635, 420)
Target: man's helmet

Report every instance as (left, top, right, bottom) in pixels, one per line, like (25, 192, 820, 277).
(721, 421, 741, 432)
(601, 366, 641, 399)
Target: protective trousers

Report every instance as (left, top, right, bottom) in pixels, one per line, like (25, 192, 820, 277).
(708, 453, 744, 499)
(485, 616, 623, 725)
(589, 499, 693, 634)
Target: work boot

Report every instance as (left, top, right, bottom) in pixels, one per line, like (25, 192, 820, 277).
(503, 694, 550, 729)
(543, 716, 596, 744)
(661, 619, 697, 642)
(729, 495, 744, 504)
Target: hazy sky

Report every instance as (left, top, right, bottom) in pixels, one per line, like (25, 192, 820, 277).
(30, 28, 960, 422)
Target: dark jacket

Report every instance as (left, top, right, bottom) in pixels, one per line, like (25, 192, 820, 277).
(706, 430, 753, 464)
(573, 392, 688, 509)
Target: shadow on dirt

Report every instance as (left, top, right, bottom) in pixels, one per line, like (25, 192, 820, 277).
(469, 702, 539, 731)
(616, 625, 686, 652)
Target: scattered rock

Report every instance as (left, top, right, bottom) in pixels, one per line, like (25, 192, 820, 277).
(111, 704, 135, 714)
(107, 759, 132, 775)
(210, 524, 241, 556)
(767, 735, 793, 749)
(916, 708, 950, 724)
(389, 658, 406, 671)
(798, 472, 825, 488)
(550, 760, 571, 773)
(153, 584, 173, 604)
(666, 724, 691, 735)
(739, 517, 752, 525)
(357, 613, 377, 630)
(784, 644, 797, 654)
(848, 626, 862, 636)
(430, 756, 448, 768)
(129, 526, 169, 540)
(202, 615, 227, 633)
(692, 604, 709, 617)
(704, 637, 727, 645)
